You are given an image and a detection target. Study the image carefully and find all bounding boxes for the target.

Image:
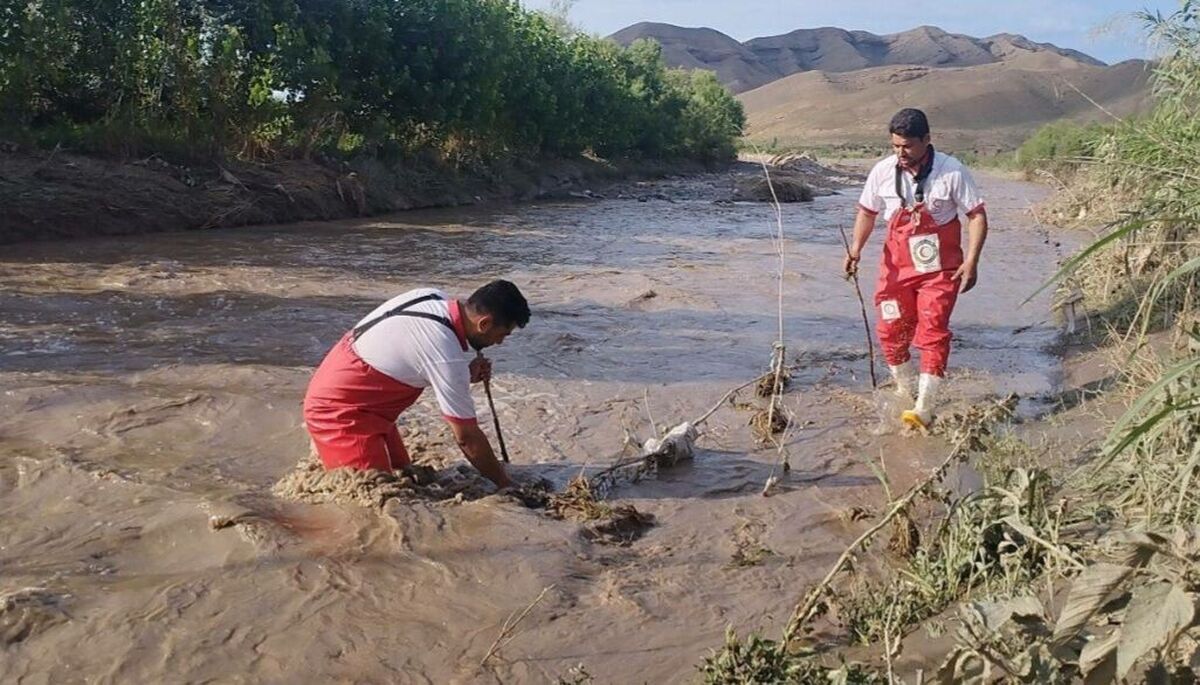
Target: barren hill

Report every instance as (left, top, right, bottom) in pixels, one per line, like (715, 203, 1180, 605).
(739, 57, 1152, 151)
(608, 23, 777, 93)
(610, 23, 1107, 93)
(610, 22, 1151, 151)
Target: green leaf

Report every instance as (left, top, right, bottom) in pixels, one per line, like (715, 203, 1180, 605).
(1053, 564, 1136, 647)
(1116, 583, 1194, 679)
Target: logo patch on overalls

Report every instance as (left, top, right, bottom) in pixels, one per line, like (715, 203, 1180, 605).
(880, 300, 902, 321)
(908, 234, 942, 274)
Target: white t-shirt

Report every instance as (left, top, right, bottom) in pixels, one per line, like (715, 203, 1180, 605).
(858, 151, 985, 225)
(352, 288, 476, 423)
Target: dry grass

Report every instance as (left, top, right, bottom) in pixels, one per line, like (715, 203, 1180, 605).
(546, 475, 656, 545)
(547, 476, 613, 521)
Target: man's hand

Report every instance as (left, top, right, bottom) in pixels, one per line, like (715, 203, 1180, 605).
(952, 261, 979, 293)
(448, 420, 511, 488)
(843, 252, 861, 278)
(469, 355, 492, 384)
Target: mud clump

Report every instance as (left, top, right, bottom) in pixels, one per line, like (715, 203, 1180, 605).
(272, 457, 496, 509)
(274, 458, 653, 545)
(274, 456, 558, 516)
(1, 587, 69, 646)
(735, 174, 815, 203)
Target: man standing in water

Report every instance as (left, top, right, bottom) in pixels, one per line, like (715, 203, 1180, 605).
(303, 280, 530, 488)
(843, 109, 988, 428)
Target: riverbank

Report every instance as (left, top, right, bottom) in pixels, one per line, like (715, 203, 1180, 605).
(0, 146, 720, 244)
(0, 148, 863, 244)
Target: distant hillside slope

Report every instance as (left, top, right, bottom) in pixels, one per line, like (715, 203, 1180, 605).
(608, 23, 777, 93)
(738, 57, 1152, 151)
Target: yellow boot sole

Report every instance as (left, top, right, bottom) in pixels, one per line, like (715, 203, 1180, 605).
(901, 410, 930, 430)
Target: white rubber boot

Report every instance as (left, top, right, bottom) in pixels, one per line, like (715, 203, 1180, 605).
(902, 373, 942, 429)
(889, 361, 918, 401)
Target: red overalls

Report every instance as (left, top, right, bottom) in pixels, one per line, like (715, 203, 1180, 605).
(303, 294, 468, 472)
(873, 164, 964, 377)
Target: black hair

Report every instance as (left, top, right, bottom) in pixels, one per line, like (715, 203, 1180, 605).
(467, 280, 530, 328)
(889, 108, 930, 139)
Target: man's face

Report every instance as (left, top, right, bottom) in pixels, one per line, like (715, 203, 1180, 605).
(468, 315, 515, 350)
(891, 133, 931, 168)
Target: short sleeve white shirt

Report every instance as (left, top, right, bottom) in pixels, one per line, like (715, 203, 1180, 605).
(858, 151, 985, 225)
(351, 288, 477, 423)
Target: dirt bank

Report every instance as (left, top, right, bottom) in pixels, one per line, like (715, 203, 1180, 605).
(0, 147, 720, 244)
(0, 146, 859, 245)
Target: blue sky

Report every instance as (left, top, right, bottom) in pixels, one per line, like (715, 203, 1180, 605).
(521, 0, 1181, 64)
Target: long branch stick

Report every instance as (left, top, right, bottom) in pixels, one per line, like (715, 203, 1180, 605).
(839, 226, 878, 389)
(480, 584, 555, 667)
(693, 376, 762, 426)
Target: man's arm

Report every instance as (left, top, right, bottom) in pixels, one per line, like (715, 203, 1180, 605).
(953, 210, 988, 293)
(844, 208, 878, 276)
(448, 420, 513, 489)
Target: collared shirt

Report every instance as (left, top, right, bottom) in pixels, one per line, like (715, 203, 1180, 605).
(858, 151, 986, 225)
(351, 288, 476, 424)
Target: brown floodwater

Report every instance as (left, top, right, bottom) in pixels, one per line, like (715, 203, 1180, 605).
(0, 171, 1064, 683)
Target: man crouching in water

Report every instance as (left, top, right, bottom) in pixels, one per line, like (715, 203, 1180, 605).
(844, 108, 989, 429)
(303, 280, 530, 489)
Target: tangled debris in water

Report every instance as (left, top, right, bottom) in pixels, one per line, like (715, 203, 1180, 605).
(547, 476, 656, 545)
(755, 367, 792, 397)
(547, 476, 612, 521)
(932, 393, 1020, 450)
(750, 402, 790, 440)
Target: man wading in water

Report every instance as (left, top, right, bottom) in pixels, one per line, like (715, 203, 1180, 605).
(843, 108, 989, 428)
(303, 280, 530, 488)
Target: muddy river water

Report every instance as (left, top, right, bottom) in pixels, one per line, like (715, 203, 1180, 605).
(1, 170, 1062, 683)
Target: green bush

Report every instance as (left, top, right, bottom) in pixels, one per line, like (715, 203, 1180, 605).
(0, 0, 744, 164)
(1015, 121, 1110, 177)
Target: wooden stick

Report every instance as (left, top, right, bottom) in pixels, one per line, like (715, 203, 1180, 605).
(839, 226, 879, 389)
(480, 584, 554, 667)
(478, 350, 510, 463)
